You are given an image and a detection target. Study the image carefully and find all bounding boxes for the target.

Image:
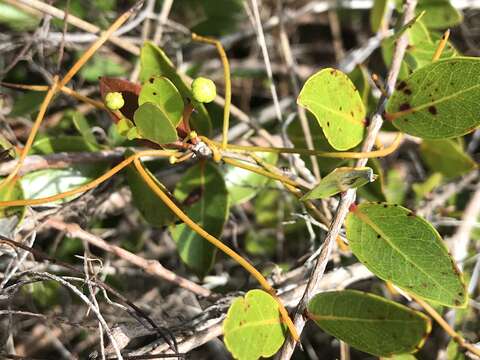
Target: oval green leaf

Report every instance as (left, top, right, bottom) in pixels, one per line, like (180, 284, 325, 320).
(170, 161, 229, 277)
(387, 58, 480, 139)
(124, 150, 174, 228)
(140, 42, 212, 136)
(133, 102, 178, 145)
(223, 289, 287, 360)
(420, 139, 477, 179)
(301, 167, 377, 200)
(298, 68, 366, 150)
(307, 290, 431, 357)
(346, 203, 467, 307)
(138, 76, 184, 127)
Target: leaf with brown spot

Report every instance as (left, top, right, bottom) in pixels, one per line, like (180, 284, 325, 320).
(386, 58, 480, 139)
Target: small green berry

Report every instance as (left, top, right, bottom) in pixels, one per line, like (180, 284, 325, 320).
(191, 77, 216, 103)
(105, 92, 125, 110)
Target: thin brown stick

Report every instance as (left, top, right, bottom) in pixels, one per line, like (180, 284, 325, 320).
(47, 219, 212, 298)
(278, 0, 417, 357)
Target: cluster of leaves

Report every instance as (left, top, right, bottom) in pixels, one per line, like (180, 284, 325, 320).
(1, 0, 479, 359)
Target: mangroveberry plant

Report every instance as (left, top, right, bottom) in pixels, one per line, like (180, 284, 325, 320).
(1, 0, 479, 359)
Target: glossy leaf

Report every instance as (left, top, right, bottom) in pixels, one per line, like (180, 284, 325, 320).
(297, 68, 366, 150)
(301, 167, 376, 200)
(387, 58, 480, 139)
(307, 290, 431, 357)
(346, 203, 467, 307)
(416, 0, 462, 29)
(124, 151, 174, 227)
(138, 76, 184, 127)
(224, 152, 278, 205)
(139, 42, 211, 135)
(170, 161, 229, 277)
(223, 289, 287, 360)
(133, 103, 178, 145)
(420, 139, 477, 178)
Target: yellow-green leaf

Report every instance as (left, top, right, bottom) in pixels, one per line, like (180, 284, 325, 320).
(138, 76, 184, 127)
(223, 289, 287, 360)
(133, 102, 178, 145)
(140, 42, 211, 136)
(298, 68, 366, 150)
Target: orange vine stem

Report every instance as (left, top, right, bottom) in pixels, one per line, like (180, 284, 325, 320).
(432, 29, 450, 62)
(0, 150, 175, 207)
(191, 33, 231, 150)
(0, 82, 107, 111)
(413, 295, 480, 357)
(132, 157, 300, 342)
(0, 4, 138, 190)
(200, 133, 403, 159)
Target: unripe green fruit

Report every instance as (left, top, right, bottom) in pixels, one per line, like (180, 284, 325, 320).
(105, 92, 125, 110)
(191, 77, 216, 103)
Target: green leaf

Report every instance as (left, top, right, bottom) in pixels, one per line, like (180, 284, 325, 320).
(416, 0, 462, 29)
(301, 167, 376, 200)
(370, 0, 389, 32)
(224, 152, 278, 205)
(21, 136, 106, 203)
(124, 151, 174, 227)
(420, 139, 477, 178)
(346, 202, 467, 307)
(223, 289, 287, 360)
(170, 161, 229, 277)
(138, 76, 184, 127)
(298, 68, 366, 150)
(140, 42, 212, 136)
(0, 179, 25, 236)
(387, 58, 480, 139)
(133, 103, 178, 145)
(307, 290, 431, 357)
